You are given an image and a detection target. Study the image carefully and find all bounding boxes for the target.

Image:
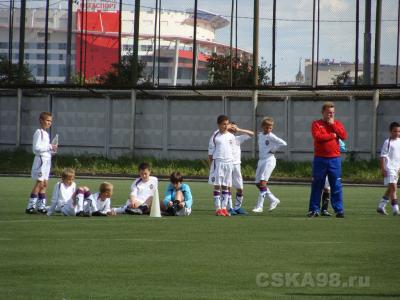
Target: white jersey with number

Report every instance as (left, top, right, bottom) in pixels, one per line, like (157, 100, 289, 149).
(47, 181, 77, 215)
(232, 135, 252, 165)
(381, 137, 400, 171)
(32, 129, 52, 158)
(258, 132, 287, 159)
(130, 176, 158, 202)
(208, 130, 235, 163)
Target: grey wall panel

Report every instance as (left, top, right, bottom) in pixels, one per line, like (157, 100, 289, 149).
(135, 99, 163, 148)
(54, 97, 107, 147)
(0, 97, 18, 144)
(354, 99, 373, 151)
(170, 100, 222, 150)
(290, 100, 318, 151)
(228, 99, 254, 151)
(110, 99, 131, 148)
(20, 97, 50, 145)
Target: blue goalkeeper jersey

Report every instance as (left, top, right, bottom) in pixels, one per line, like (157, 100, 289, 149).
(163, 183, 193, 209)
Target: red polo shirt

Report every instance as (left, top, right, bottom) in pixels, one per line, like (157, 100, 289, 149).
(311, 119, 347, 158)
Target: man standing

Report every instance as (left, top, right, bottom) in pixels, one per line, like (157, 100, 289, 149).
(308, 102, 347, 218)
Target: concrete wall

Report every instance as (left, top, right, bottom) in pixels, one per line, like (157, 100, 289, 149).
(0, 90, 398, 161)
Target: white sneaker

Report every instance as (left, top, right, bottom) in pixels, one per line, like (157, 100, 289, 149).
(269, 198, 280, 211)
(252, 207, 263, 213)
(376, 207, 388, 215)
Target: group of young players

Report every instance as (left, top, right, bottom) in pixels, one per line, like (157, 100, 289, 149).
(207, 115, 287, 216)
(24, 108, 400, 217)
(25, 111, 192, 217)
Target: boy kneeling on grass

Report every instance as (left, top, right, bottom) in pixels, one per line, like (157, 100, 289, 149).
(162, 171, 193, 216)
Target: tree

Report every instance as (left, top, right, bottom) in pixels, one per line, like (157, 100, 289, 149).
(332, 70, 353, 86)
(98, 51, 147, 86)
(0, 56, 34, 85)
(206, 53, 271, 86)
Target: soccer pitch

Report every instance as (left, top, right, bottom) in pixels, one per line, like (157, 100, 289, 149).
(1, 177, 399, 300)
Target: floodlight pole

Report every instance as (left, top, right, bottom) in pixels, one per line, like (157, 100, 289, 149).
(18, 0, 26, 84)
(252, 0, 259, 158)
(66, 0, 73, 83)
(374, 0, 382, 85)
(363, 0, 372, 84)
(132, 0, 141, 86)
(252, 0, 259, 87)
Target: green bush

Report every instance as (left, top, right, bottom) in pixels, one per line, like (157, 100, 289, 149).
(0, 149, 382, 183)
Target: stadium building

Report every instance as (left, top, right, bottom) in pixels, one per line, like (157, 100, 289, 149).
(0, 3, 251, 85)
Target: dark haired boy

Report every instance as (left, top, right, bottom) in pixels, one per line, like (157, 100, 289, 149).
(162, 171, 193, 216)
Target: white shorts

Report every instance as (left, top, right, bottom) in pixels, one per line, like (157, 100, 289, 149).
(208, 160, 233, 187)
(384, 169, 399, 185)
(61, 199, 77, 216)
(232, 164, 243, 189)
(255, 156, 276, 183)
(31, 156, 51, 181)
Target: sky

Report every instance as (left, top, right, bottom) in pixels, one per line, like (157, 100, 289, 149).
(12, 0, 400, 83)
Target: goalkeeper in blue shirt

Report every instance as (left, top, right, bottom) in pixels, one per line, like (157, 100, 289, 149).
(162, 171, 193, 216)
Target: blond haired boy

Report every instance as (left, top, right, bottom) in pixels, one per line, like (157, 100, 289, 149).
(26, 111, 58, 214)
(253, 117, 287, 213)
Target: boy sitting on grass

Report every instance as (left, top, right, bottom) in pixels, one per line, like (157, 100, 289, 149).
(162, 171, 193, 216)
(114, 162, 158, 215)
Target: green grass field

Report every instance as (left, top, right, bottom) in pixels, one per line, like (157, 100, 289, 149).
(0, 177, 399, 300)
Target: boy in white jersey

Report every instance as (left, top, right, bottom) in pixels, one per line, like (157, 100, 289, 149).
(377, 122, 400, 216)
(47, 168, 76, 216)
(68, 182, 114, 217)
(253, 117, 287, 213)
(208, 115, 235, 216)
(114, 162, 158, 215)
(25, 111, 58, 214)
(227, 122, 254, 215)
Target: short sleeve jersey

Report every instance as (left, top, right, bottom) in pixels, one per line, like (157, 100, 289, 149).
(130, 176, 158, 201)
(380, 138, 400, 171)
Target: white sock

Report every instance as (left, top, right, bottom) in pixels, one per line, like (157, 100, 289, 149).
(37, 198, 47, 209)
(378, 198, 389, 209)
(256, 190, 267, 209)
(235, 193, 243, 210)
(265, 190, 279, 203)
(221, 190, 229, 209)
(114, 206, 126, 214)
(26, 197, 37, 209)
(75, 193, 84, 212)
(213, 191, 221, 210)
(227, 193, 233, 210)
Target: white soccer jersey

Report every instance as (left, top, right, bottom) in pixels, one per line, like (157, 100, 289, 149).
(232, 135, 252, 164)
(208, 130, 235, 162)
(91, 192, 111, 214)
(47, 181, 77, 215)
(130, 176, 158, 201)
(258, 132, 287, 159)
(381, 138, 400, 171)
(32, 129, 52, 158)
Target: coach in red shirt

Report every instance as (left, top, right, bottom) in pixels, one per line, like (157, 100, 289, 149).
(308, 102, 347, 218)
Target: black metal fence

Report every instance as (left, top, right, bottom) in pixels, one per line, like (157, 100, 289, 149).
(0, 0, 398, 89)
